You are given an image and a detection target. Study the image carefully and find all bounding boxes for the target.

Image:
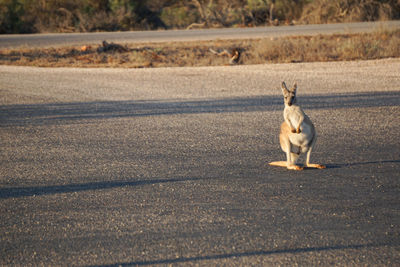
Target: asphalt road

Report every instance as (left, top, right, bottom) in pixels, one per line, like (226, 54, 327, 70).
(1, 59, 400, 266)
(1, 20, 400, 48)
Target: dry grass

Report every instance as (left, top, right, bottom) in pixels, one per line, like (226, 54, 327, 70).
(251, 29, 400, 63)
(300, 0, 399, 24)
(0, 29, 399, 68)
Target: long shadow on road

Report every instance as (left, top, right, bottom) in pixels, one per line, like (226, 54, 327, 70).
(2, 160, 399, 199)
(0, 177, 204, 199)
(93, 242, 396, 266)
(1, 91, 399, 127)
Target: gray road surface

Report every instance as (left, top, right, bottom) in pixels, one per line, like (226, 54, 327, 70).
(1, 20, 400, 48)
(0, 59, 400, 266)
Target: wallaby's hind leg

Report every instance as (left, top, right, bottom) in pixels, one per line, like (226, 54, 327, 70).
(305, 138, 326, 169)
(283, 138, 303, 171)
(270, 121, 303, 170)
(269, 146, 303, 170)
(288, 152, 302, 170)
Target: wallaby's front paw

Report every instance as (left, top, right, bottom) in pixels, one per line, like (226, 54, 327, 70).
(296, 127, 301, 134)
(291, 128, 296, 133)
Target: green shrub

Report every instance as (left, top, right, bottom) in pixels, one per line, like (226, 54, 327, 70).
(161, 6, 198, 29)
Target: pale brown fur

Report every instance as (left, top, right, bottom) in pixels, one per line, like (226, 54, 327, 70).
(270, 82, 326, 171)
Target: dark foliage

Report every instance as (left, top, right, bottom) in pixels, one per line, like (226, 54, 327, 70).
(0, 0, 399, 34)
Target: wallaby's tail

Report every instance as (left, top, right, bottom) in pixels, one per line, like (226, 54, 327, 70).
(269, 161, 287, 167)
(209, 48, 230, 56)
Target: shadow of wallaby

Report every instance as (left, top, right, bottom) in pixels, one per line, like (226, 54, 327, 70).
(325, 160, 400, 169)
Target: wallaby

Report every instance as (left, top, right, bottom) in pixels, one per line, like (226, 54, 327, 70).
(270, 82, 326, 170)
(209, 48, 241, 65)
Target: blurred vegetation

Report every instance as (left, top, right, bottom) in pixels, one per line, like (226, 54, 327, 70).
(1, 0, 399, 33)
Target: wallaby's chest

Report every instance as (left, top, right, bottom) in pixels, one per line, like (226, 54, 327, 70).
(284, 105, 314, 146)
(284, 106, 304, 126)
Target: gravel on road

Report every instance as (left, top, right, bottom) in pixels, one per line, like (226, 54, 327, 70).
(0, 59, 399, 266)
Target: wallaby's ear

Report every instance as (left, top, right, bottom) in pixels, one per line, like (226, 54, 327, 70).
(281, 82, 289, 95)
(291, 83, 297, 93)
(281, 82, 288, 91)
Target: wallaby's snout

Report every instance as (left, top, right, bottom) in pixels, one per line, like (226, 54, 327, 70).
(286, 94, 295, 106)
